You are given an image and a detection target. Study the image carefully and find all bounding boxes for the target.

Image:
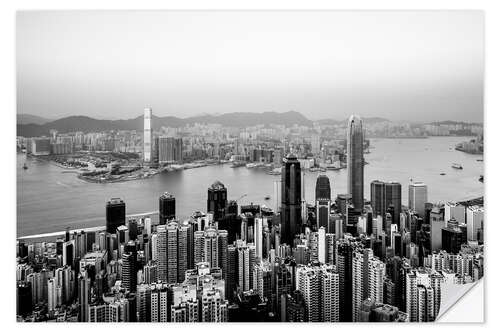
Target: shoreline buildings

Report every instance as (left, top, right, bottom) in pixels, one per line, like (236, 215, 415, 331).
(143, 107, 152, 164)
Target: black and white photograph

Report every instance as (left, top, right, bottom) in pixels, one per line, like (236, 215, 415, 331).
(14, 10, 485, 323)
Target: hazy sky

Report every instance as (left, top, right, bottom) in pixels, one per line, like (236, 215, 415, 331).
(17, 11, 484, 122)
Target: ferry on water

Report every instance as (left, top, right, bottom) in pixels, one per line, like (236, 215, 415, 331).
(452, 163, 463, 170)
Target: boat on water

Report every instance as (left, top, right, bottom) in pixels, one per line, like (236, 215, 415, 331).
(230, 161, 246, 168)
(440, 173, 446, 176)
(479, 175, 484, 183)
(23, 163, 28, 170)
(477, 159, 483, 162)
(264, 195, 271, 200)
(452, 163, 463, 170)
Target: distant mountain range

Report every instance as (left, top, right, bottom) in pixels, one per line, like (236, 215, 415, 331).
(17, 114, 53, 125)
(16, 111, 395, 137)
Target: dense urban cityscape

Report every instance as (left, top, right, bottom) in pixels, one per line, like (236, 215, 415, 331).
(16, 109, 484, 322)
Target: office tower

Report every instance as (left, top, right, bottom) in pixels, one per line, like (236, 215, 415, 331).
(336, 240, 354, 321)
(274, 180, 282, 213)
(127, 219, 138, 241)
(122, 241, 137, 292)
(227, 245, 238, 301)
(347, 115, 364, 212)
(370, 180, 402, 225)
(444, 202, 466, 226)
(17, 281, 33, 317)
(466, 205, 484, 242)
(315, 174, 332, 230)
(167, 221, 178, 283)
(106, 198, 126, 234)
(143, 107, 152, 163)
(156, 225, 168, 282)
(442, 225, 466, 254)
(254, 217, 264, 259)
(62, 240, 74, 267)
(78, 272, 91, 322)
(430, 206, 445, 251)
(408, 182, 428, 217)
(47, 278, 57, 311)
(281, 154, 302, 245)
(207, 181, 228, 222)
(318, 227, 326, 264)
(159, 192, 176, 224)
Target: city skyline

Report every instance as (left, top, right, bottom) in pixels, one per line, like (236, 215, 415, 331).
(17, 11, 483, 122)
(15, 10, 484, 324)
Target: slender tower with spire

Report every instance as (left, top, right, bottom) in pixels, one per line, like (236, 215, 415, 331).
(347, 115, 364, 212)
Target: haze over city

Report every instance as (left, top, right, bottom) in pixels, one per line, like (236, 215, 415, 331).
(17, 11, 483, 123)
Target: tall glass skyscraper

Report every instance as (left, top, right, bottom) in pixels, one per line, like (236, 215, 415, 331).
(281, 154, 302, 245)
(315, 174, 332, 230)
(370, 180, 402, 225)
(106, 198, 126, 234)
(347, 115, 364, 212)
(143, 107, 152, 164)
(159, 192, 176, 225)
(207, 181, 228, 221)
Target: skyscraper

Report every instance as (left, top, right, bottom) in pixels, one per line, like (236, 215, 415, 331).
(143, 107, 152, 164)
(281, 154, 302, 245)
(370, 180, 402, 225)
(408, 182, 428, 217)
(156, 225, 168, 282)
(167, 221, 179, 283)
(254, 217, 264, 259)
(159, 192, 176, 225)
(207, 181, 228, 222)
(106, 198, 126, 234)
(347, 115, 364, 212)
(315, 174, 332, 230)
(122, 241, 137, 292)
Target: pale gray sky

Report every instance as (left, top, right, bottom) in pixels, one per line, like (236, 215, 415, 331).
(16, 11, 484, 122)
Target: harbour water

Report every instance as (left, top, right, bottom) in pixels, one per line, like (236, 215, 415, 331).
(17, 137, 484, 237)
